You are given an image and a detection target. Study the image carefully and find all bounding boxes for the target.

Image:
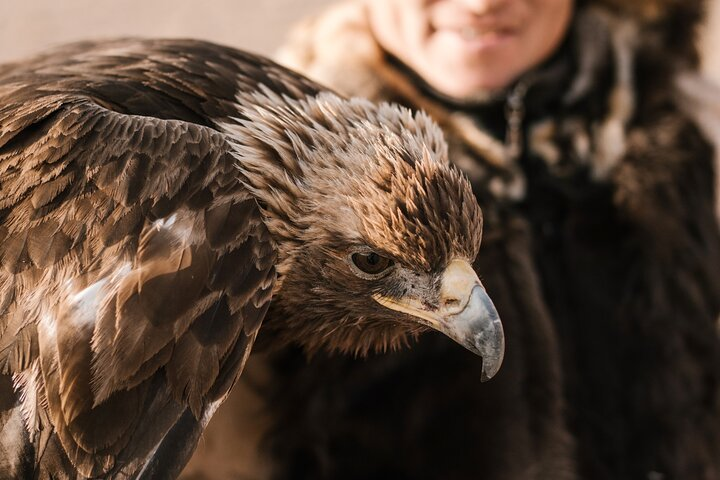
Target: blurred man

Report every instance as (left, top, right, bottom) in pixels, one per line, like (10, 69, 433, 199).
(188, 1, 720, 479)
(260, 1, 720, 479)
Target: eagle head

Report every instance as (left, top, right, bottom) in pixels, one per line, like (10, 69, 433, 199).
(227, 90, 503, 380)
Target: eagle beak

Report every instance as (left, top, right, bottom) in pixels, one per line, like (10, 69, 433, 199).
(373, 259, 504, 381)
(437, 260, 505, 381)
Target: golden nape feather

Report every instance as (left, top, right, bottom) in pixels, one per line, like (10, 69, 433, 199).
(0, 38, 503, 478)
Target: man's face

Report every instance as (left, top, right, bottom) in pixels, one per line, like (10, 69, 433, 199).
(367, 0, 573, 99)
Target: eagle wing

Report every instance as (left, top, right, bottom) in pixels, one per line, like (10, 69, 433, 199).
(0, 69, 276, 476)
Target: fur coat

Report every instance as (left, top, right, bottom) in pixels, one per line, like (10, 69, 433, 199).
(186, 1, 720, 479)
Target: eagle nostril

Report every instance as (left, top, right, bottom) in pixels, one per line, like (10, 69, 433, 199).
(443, 297, 461, 309)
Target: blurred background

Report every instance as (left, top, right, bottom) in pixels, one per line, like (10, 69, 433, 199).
(0, 1, 333, 61)
(708, 0, 720, 82)
(1, 0, 720, 84)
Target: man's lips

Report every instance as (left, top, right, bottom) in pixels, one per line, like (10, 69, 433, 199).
(432, 24, 517, 51)
(455, 25, 515, 40)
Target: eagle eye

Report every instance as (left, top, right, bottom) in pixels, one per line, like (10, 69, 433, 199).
(350, 251, 394, 277)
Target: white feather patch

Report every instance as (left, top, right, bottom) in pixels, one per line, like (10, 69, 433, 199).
(152, 213, 178, 230)
(38, 311, 57, 345)
(69, 279, 109, 328)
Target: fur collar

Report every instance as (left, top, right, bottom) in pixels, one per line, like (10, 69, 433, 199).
(276, 0, 705, 96)
(275, 0, 709, 205)
(587, 0, 705, 67)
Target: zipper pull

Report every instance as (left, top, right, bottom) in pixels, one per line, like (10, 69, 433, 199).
(504, 80, 528, 162)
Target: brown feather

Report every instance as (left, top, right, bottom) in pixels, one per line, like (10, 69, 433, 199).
(0, 38, 484, 478)
(0, 41, 287, 475)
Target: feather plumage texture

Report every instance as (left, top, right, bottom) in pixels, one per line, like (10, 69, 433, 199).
(0, 38, 489, 478)
(0, 40, 291, 478)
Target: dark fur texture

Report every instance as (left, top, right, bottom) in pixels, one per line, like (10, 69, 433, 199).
(237, 1, 720, 479)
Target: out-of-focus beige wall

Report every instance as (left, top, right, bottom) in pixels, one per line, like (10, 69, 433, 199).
(0, 0, 334, 62)
(702, 0, 720, 84)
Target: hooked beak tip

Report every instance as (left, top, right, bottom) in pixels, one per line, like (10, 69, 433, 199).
(446, 285, 505, 381)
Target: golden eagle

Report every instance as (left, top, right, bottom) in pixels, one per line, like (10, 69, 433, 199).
(0, 39, 504, 478)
